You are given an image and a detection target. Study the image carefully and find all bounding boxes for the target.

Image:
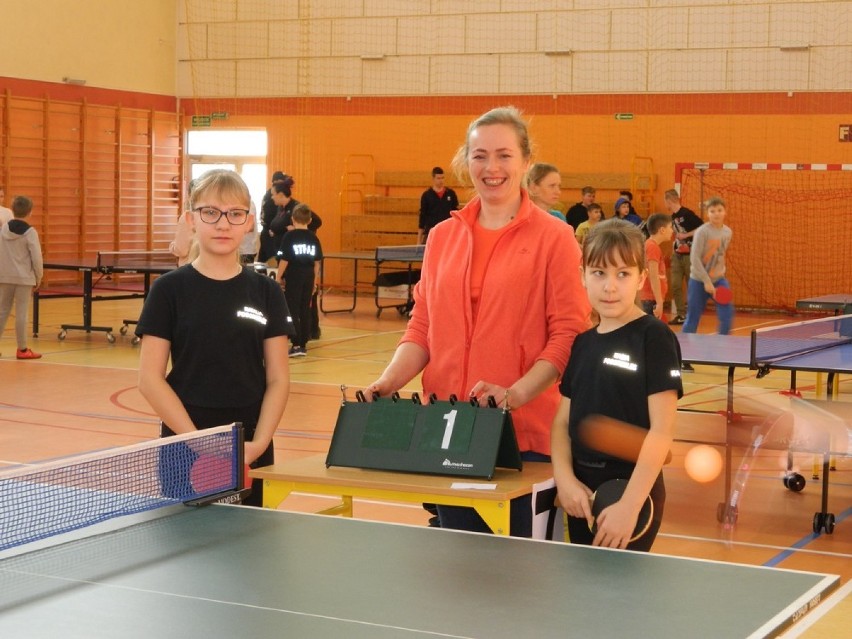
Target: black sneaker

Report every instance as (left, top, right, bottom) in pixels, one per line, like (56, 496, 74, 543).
(668, 315, 686, 325)
(681, 361, 695, 372)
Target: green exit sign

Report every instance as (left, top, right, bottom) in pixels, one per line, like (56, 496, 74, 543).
(614, 113, 634, 121)
(211, 111, 228, 120)
(191, 115, 212, 127)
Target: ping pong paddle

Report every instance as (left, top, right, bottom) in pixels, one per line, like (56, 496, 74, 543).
(189, 454, 232, 493)
(577, 414, 672, 465)
(713, 284, 733, 305)
(589, 478, 654, 542)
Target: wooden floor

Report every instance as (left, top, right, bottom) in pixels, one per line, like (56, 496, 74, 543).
(1, 292, 850, 635)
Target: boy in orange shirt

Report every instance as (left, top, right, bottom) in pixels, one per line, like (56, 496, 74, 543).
(639, 213, 673, 321)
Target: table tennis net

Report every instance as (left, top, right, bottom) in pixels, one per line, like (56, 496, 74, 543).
(752, 315, 852, 363)
(0, 425, 239, 552)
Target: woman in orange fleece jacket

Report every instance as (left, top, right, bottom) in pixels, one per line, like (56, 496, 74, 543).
(369, 107, 590, 536)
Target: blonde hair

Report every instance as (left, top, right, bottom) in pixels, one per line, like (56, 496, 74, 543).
(705, 196, 726, 209)
(189, 169, 250, 210)
(526, 162, 559, 189)
(188, 169, 250, 266)
(582, 218, 646, 271)
(663, 188, 680, 202)
(291, 202, 312, 225)
(450, 106, 532, 184)
(185, 237, 200, 263)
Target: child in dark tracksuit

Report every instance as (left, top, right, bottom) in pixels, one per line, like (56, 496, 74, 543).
(277, 203, 322, 357)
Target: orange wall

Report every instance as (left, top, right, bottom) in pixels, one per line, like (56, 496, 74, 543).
(184, 91, 852, 256)
(4, 77, 849, 306)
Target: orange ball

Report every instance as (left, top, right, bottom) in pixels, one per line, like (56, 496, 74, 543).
(684, 445, 723, 483)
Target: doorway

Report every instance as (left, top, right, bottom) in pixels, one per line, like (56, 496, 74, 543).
(186, 129, 268, 222)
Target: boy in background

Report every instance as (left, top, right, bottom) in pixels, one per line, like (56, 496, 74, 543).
(418, 166, 459, 244)
(278, 203, 323, 357)
(614, 197, 642, 226)
(574, 202, 603, 246)
(639, 213, 673, 321)
(566, 186, 597, 230)
(0, 196, 44, 359)
(664, 189, 703, 326)
(682, 197, 734, 336)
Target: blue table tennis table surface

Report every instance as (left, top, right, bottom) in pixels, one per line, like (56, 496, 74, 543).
(677, 332, 852, 374)
(0, 505, 839, 638)
(677, 333, 752, 367)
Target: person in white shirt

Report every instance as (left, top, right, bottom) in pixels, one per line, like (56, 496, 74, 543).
(0, 185, 14, 225)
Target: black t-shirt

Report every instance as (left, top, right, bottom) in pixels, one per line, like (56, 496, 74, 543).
(565, 202, 588, 230)
(136, 265, 295, 408)
(671, 205, 703, 252)
(279, 228, 323, 271)
(419, 187, 459, 236)
(559, 315, 683, 467)
(260, 189, 278, 228)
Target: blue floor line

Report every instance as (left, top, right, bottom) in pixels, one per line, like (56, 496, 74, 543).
(763, 506, 852, 567)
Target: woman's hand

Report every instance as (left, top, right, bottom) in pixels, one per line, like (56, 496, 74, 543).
(468, 380, 512, 407)
(364, 378, 393, 400)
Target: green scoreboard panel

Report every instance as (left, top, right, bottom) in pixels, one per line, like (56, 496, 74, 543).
(326, 395, 522, 479)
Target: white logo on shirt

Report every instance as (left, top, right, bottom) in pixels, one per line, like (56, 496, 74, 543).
(603, 351, 638, 372)
(237, 306, 268, 325)
(292, 243, 316, 256)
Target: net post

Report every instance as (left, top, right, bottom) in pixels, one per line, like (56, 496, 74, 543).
(234, 422, 246, 489)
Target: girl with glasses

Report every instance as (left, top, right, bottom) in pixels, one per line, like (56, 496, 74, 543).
(136, 169, 294, 506)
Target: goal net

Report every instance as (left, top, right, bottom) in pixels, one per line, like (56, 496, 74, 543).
(678, 163, 852, 311)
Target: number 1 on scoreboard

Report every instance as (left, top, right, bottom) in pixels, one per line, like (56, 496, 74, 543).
(417, 403, 475, 454)
(441, 410, 457, 449)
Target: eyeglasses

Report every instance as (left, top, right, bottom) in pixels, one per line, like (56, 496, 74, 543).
(193, 206, 250, 225)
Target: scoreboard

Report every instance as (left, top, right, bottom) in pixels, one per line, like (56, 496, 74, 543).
(326, 391, 522, 479)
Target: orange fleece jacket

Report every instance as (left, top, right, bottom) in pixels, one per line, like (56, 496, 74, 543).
(401, 191, 591, 455)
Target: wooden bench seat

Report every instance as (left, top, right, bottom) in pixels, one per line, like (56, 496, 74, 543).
(375, 171, 465, 189)
(364, 195, 419, 214)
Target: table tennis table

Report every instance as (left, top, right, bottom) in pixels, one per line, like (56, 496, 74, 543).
(34, 250, 177, 343)
(0, 423, 842, 637)
(796, 294, 852, 316)
(0, 503, 839, 638)
(319, 244, 424, 317)
(677, 316, 852, 534)
(677, 319, 852, 414)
